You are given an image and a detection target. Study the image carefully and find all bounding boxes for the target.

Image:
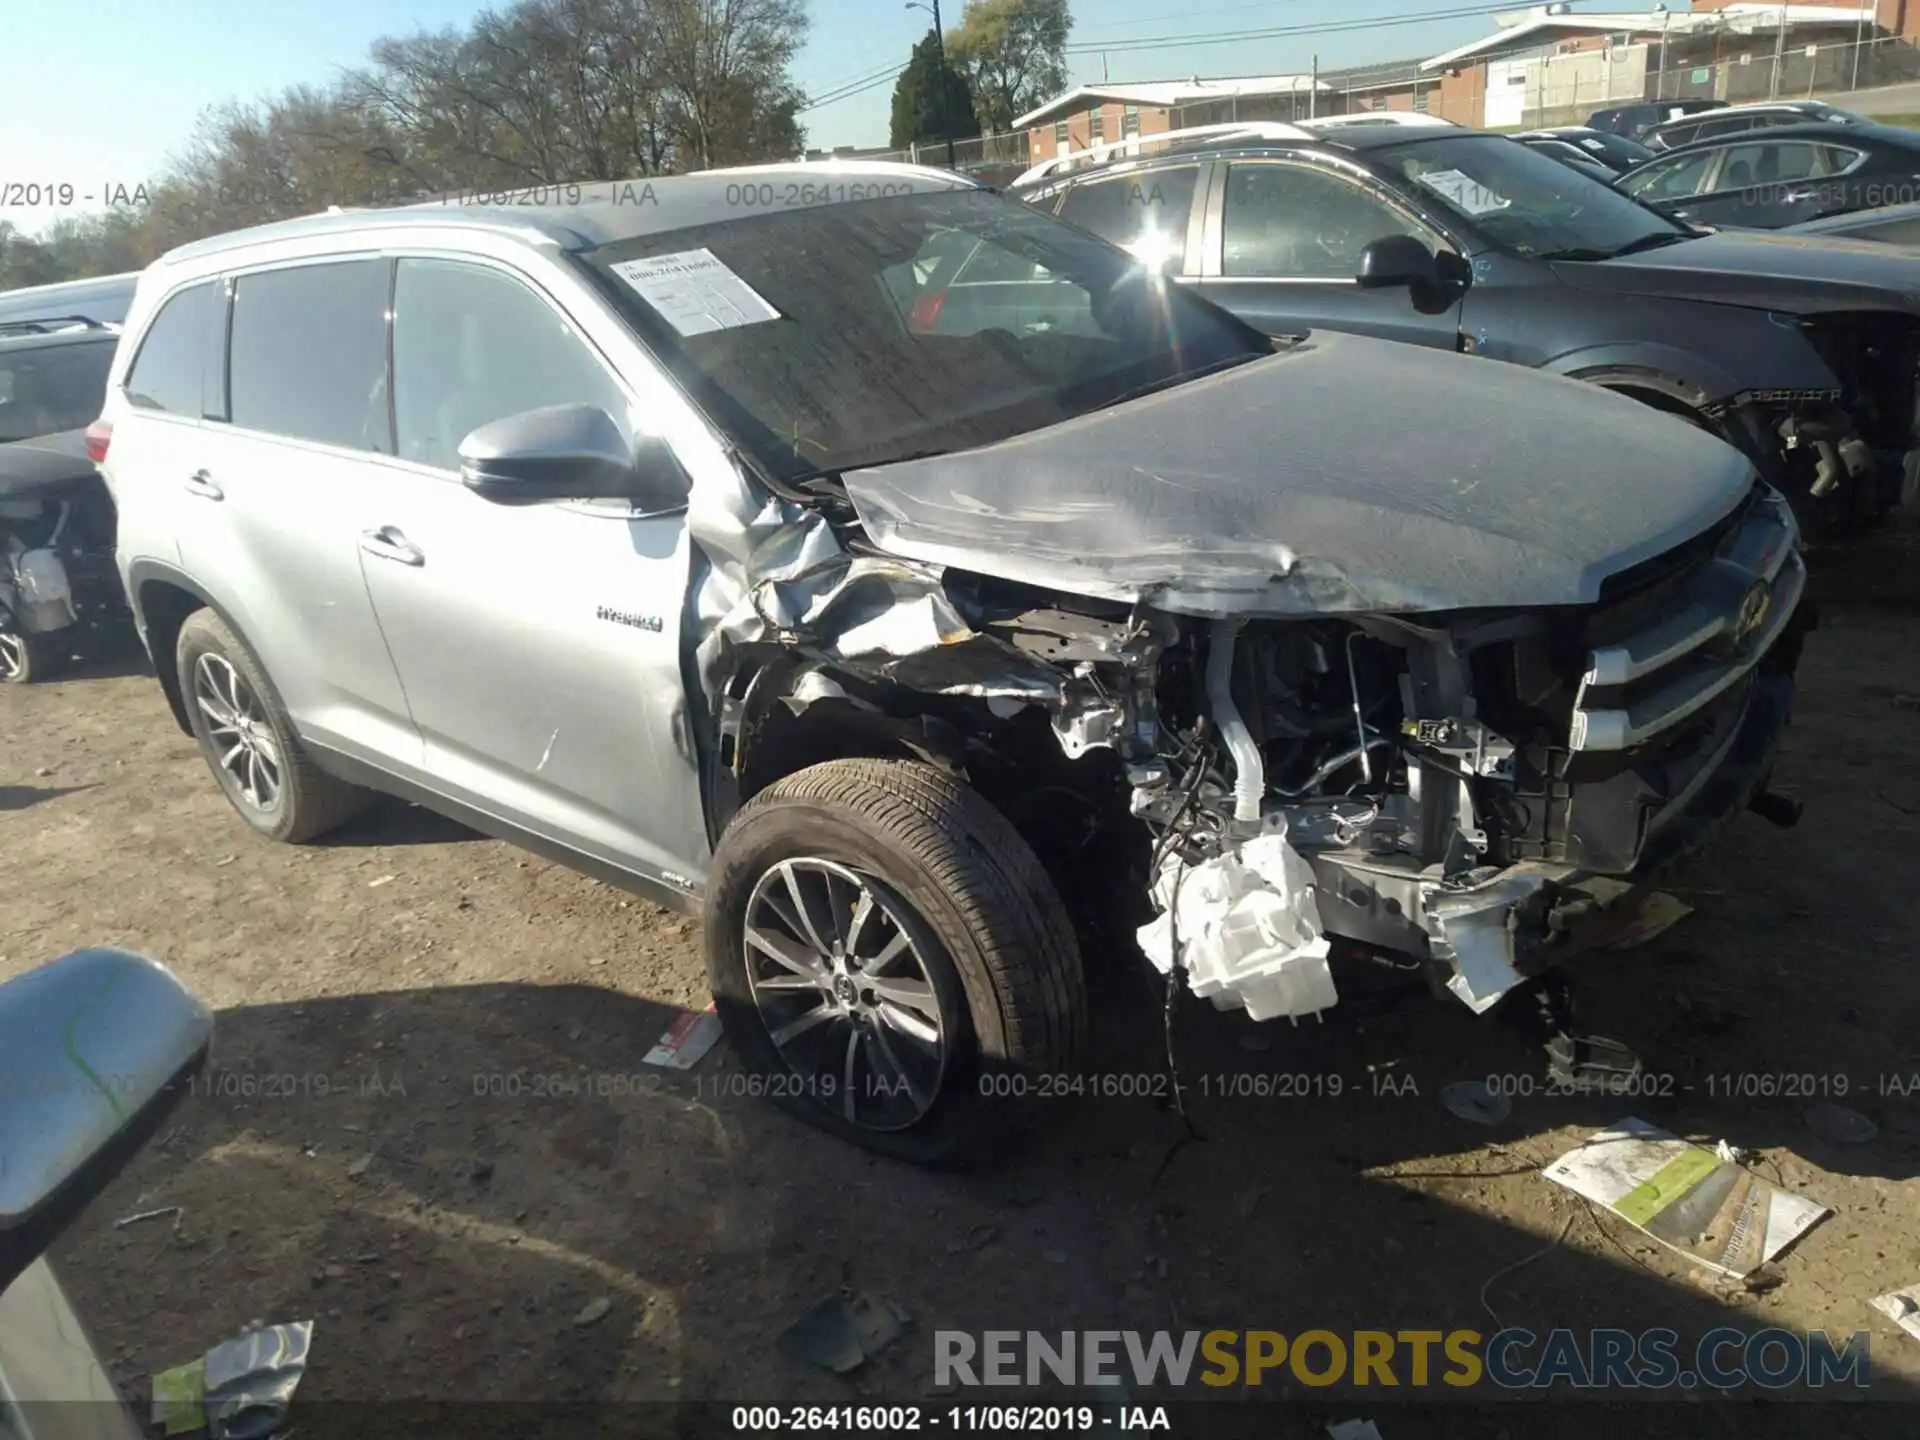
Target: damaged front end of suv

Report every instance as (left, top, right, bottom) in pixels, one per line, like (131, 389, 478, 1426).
(583, 180, 1810, 1155)
(685, 335, 1807, 1097)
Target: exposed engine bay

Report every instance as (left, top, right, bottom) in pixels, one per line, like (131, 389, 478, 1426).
(706, 466, 1809, 1037)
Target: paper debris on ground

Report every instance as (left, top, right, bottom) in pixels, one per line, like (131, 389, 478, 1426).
(150, 1357, 207, 1435)
(641, 1004, 724, 1069)
(203, 1320, 313, 1440)
(150, 1320, 313, 1439)
(1543, 1117, 1828, 1279)
(1326, 1421, 1384, 1440)
(1872, 1281, 1920, 1342)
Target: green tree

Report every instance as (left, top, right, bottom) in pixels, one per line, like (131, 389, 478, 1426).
(0, 0, 811, 291)
(889, 31, 975, 150)
(947, 0, 1069, 135)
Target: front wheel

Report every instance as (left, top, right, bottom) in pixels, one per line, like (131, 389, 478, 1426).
(704, 758, 1087, 1166)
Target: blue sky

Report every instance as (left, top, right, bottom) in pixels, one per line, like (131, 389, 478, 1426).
(0, 0, 1615, 233)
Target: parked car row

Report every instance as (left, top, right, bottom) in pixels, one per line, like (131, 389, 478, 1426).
(0, 316, 130, 681)
(6, 124, 1916, 1163)
(1012, 120, 1920, 535)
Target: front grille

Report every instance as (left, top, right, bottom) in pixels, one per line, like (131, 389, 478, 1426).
(1569, 488, 1803, 754)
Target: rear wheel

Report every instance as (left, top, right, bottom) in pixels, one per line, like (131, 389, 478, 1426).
(0, 627, 63, 684)
(705, 758, 1087, 1166)
(175, 609, 372, 843)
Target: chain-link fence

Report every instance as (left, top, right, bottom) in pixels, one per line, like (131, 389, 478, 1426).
(1506, 31, 1920, 130)
(837, 29, 1920, 177)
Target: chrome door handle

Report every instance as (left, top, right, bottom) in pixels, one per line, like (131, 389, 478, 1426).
(183, 470, 223, 500)
(359, 527, 425, 566)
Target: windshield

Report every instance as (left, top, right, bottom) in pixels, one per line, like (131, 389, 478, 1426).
(580, 188, 1268, 481)
(0, 339, 114, 442)
(1373, 133, 1689, 260)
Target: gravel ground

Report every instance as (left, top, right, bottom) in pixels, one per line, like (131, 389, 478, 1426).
(4, 540, 1920, 1435)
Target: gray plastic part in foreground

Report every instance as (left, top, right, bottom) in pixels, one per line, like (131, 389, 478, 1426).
(0, 948, 213, 1227)
(842, 330, 1754, 618)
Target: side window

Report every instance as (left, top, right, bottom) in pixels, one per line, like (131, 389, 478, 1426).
(124, 280, 223, 418)
(1221, 162, 1425, 279)
(392, 258, 627, 473)
(1055, 165, 1203, 270)
(229, 261, 391, 451)
(1821, 145, 1865, 175)
(1623, 149, 1717, 201)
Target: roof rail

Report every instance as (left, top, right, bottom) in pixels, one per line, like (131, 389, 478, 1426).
(1010, 120, 1315, 188)
(0, 316, 117, 338)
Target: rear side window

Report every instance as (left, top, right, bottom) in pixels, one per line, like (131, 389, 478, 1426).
(1623, 149, 1716, 201)
(0, 341, 115, 440)
(1056, 165, 1203, 270)
(391, 259, 626, 472)
(124, 281, 223, 418)
(229, 261, 392, 452)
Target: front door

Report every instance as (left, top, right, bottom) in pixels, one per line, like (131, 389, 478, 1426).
(1193, 157, 1465, 348)
(354, 254, 709, 890)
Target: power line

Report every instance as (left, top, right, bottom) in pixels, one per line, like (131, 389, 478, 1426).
(800, 64, 908, 114)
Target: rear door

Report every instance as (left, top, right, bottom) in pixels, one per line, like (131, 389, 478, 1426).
(174, 259, 420, 766)
(104, 280, 227, 572)
(1192, 155, 1464, 347)
(1661, 139, 1860, 228)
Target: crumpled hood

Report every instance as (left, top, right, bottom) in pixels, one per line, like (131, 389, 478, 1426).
(842, 331, 1754, 618)
(1552, 228, 1920, 314)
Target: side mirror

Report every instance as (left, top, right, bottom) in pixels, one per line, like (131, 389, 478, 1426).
(1355, 233, 1442, 291)
(459, 403, 691, 513)
(0, 948, 213, 1295)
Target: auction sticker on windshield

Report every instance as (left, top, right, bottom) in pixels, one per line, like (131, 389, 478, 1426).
(1416, 168, 1510, 216)
(609, 248, 781, 336)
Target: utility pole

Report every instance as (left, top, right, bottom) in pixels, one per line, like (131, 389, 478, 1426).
(1655, 5, 1670, 101)
(1309, 53, 1319, 118)
(906, 0, 957, 168)
(1853, 0, 1871, 90)
(1771, 0, 1789, 100)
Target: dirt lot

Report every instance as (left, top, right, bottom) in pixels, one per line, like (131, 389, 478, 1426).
(5, 541, 1920, 1433)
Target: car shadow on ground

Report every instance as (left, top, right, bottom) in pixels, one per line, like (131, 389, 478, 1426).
(0, 783, 96, 811)
(51, 971, 1920, 1427)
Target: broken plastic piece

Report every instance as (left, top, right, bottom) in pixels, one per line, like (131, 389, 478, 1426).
(1439, 1081, 1511, 1126)
(1871, 1281, 1920, 1343)
(642, 1005, 724, 1070)
(777, 1293, 910, 1374)
(1137, 828, 1336, 1022)
(1427, 872, 1549, 1015)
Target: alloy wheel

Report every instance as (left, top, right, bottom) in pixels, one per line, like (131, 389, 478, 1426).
(742, 857, 948, 1131)
(0, 632, 24, 682)
(192, 652, 282, 812)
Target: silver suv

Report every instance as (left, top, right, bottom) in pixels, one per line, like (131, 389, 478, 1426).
(102, 162, 1808, 1162)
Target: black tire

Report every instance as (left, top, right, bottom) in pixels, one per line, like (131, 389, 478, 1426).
(0, 627, 63, 684)
(175, 608, 372, 843)
(704, 758, 1087, 1166)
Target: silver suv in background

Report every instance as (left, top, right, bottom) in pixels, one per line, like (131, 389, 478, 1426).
(102, 164, 1808, 1163)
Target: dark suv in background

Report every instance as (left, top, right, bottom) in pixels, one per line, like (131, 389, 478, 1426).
(1587, 98, 1726, 142)
(1016, 124, 1920, 534)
